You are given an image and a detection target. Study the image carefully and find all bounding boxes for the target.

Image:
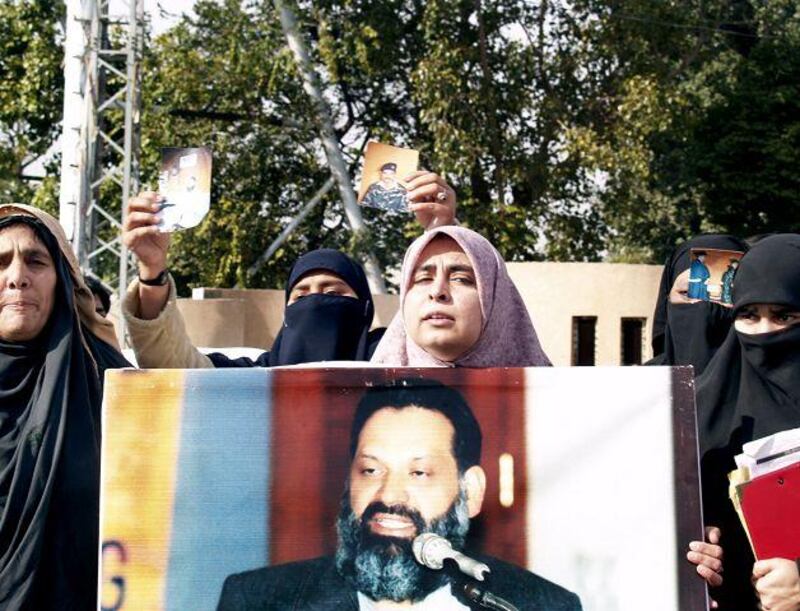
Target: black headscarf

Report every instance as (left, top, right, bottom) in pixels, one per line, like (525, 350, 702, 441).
(0, 215, 129, 609)
(208, 249, 382, 367)
(695, 234, 800, 610)
(648, 235, 748, 375)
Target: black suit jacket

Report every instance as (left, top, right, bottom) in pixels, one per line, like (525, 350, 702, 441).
(217, 555, 582, 611)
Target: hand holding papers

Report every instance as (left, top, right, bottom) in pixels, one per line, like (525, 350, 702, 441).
(357, 141, 457, 228)
(729, 427, 800, 560)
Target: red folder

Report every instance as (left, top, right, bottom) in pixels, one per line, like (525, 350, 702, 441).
(739, 461, 800, 560)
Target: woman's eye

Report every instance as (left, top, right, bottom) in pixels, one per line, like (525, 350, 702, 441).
(410, 470, 430, 478)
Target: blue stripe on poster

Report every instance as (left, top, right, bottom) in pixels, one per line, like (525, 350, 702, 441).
(164, 369, 272, 611)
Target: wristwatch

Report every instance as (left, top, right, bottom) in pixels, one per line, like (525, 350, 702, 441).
(138, 269, 169, 286)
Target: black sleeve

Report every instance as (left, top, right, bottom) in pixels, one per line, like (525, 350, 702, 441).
(206, 351, 271, 368)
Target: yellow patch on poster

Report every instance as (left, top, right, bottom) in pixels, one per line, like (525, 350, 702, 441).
(99, 370, 186, 611)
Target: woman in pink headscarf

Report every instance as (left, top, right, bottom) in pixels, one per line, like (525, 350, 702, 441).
(370, 226, 551, 367)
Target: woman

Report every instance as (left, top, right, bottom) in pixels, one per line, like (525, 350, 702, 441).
(370, 226, 550, 367)
(695, 233, 800, 610)
(648, 235, 749, 375)
(208, 248, 384, 366)
(0, 204, 129, 609)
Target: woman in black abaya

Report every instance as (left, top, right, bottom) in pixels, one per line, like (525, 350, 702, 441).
(696, 234, 800, 610)
(648, 235, 749, 375)
(0, 204, 129, 609)
(207, 248, 384, 367)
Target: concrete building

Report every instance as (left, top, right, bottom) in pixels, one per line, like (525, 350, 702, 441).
(165, 262, 662, 366)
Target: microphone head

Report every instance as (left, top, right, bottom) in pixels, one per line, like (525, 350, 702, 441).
(412, 532, 454, 570)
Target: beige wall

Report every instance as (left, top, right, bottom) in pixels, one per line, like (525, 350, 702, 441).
(176, 262, 663, 366)
(177, 287, 401, 350)
(506, 262, 662, 366)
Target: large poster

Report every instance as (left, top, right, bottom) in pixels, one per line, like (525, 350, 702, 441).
(99, 367, 705, 611)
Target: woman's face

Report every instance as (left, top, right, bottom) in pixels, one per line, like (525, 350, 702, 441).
(287, 270, 357, 305)
(734, 303, 800, 335)
(403, 235, 482, 362)
(0, 224, 57, 342)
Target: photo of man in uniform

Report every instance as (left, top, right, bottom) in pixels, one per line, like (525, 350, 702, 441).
(721, 259, 739, 305)
(361, 162, 408, 213)
(216, 379, 581, 610)
(688, 251, 711, 300)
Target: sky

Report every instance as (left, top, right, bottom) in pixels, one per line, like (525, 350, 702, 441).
(130, 0, 197, 35)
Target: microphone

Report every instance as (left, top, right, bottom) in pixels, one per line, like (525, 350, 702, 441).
(412, 533, 491, 581)
(462, 583, 520, 611)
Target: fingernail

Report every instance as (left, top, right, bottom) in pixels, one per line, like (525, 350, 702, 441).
(689, 542, 700, 551)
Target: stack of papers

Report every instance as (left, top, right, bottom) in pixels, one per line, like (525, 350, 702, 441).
(728, 428, 800, 560)
(734, 427, 800, 479)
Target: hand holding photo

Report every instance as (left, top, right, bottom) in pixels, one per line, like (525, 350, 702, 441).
(157, 147, 213, 232)
(688, 248, 745, 305)
(357, 141, 419, 214)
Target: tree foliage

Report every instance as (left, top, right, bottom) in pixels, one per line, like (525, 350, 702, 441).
(2, 0, 800, 289)
(0, 0, 63, 213)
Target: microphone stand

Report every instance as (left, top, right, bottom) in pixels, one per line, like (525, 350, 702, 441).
(442, 559, 521, 611)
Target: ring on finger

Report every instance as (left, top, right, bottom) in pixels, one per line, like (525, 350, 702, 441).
(436, 189, 448, 202)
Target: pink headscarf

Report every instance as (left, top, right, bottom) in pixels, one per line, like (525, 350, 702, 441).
(370, 226, 551, 367)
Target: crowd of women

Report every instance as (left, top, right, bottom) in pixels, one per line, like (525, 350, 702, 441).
(0, 168, 798, 609)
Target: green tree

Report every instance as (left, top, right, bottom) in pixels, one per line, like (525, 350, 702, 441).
(5, 0, 800, 289)
(0, 0, 63, 213)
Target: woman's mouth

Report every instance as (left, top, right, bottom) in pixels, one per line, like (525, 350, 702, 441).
(422, 312, 455, 326)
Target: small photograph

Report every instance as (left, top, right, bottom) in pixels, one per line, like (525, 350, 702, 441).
(688, 248, 745, 304)
(357, 141, 419, 214)
(157, 147, 213, 232)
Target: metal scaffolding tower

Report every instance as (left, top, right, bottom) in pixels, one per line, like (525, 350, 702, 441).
(59, 0, 145, 304)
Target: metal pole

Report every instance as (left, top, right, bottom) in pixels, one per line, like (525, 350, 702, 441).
(273, 0, 386, 293)
(59, 0, 92, 244)
(118, 0, 143, 303)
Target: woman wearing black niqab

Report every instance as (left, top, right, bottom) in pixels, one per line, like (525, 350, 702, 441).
(0, 204, 129, 609)
(696, 233, 800, 611)
(648, 235, 749, 375)
(207, 249, 384, 367)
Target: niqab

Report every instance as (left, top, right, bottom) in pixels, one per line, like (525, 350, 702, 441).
(208, 249, 380, 367)
(370, 226, 550, 367)
(0, 205, 128, 609)
(695, 234, 800, 610)
(649, 235, 748, 375)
